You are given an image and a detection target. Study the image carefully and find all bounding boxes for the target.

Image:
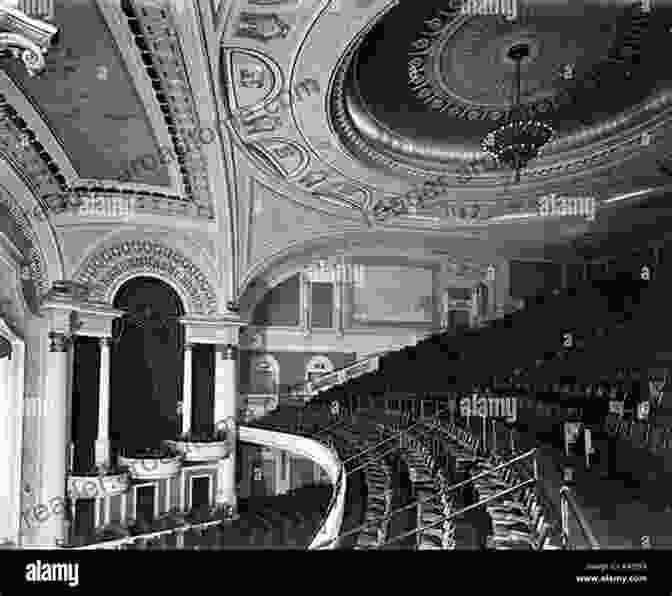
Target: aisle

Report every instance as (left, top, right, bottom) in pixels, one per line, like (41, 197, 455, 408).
(512, 429, 672, 550)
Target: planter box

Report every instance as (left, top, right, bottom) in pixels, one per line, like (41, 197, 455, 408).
(164, 440, 232, 463)
(68, 472, 130, 499)
(118, 455, 182, 480)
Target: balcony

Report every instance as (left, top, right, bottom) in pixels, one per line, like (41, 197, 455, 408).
(67, 467, 130, 500)
(118, 446, 183, 481)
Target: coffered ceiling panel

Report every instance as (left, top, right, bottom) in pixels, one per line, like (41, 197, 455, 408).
(3, 0, 168, 185)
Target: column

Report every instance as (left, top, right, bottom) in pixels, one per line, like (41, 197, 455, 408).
(440, 291, 449, 329)
(496, 261, 511, 314)
(215, 344, 238, 512)
(432, 269, 442, 332)
(37, 332, 70, 547)
(334, 263, 344, 336)
(182, 343, 194, 435)
(0, 354, 10, 542)
(301, 272, 311, 336)
(95, 338, 111, 468)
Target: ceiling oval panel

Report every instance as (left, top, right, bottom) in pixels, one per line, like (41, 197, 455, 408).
(332, 1, 671, 175)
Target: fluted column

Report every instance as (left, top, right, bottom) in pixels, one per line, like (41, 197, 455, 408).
(95, 338, 111, 468)
(0, 353, 10, 543)
(214, 344, 237, 511)
(182, 343, 194, 435)
(37, 332, 70, 547)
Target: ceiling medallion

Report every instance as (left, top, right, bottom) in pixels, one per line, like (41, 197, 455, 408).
(481, 43, 553, 182)
(408, 4, 557, 120)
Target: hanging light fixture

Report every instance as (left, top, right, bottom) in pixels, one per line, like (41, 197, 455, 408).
(481, 43, 554, 183)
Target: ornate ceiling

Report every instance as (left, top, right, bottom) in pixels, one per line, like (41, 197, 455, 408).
(1, 0, 671, 306)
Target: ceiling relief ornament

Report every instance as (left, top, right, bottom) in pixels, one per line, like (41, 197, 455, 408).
(0, 0, 58, 77)
(408, 3, 651, 120)
(121, 1, 214, 218)
(246, 138, 309, 179)
(226, 49, 283, 112)
(73, 240, 218, 316)
(234, 11, 292, 43)
(248, 0, 303, 9)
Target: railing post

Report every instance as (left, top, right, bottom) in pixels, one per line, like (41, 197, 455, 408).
(560, 489, 570, 550)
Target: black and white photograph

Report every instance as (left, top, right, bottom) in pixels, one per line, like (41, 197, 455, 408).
(0, 0, 671, 591)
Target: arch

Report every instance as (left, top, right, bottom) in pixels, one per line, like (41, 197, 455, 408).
(305, 355, 334, 383)
(109, 276, 185, 454)
(73, 239, 218, 315)
(0, 164, 65, 309)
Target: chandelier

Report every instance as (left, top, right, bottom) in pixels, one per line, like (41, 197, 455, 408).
(481, 44, 553, 183)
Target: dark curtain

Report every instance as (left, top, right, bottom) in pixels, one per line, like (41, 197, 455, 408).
(192, 344, 215, 433)
(110, 277, 184, 454)
(71, 336, 100, 473)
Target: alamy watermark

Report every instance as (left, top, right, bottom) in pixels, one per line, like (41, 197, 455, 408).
(538, 193, 596, 221)
(458, 0, 517, 21)
(459, 395, 517, 422)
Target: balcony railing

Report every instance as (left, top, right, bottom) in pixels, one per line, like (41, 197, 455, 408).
(69, 518, 227, 550)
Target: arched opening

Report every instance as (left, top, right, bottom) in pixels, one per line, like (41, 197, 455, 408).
(110, 277, 185, 455)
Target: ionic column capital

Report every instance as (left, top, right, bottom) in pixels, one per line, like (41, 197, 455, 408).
(217, 344, 238, 360)
(48, 332, 71, 352)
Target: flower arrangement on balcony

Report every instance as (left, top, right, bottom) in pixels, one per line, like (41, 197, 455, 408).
(117, 445, 183, 480)
(164, 426, 233, 463)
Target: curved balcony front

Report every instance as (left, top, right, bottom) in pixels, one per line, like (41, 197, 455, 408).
(117, 455, 183, 481)
(238, 425, 346, 550)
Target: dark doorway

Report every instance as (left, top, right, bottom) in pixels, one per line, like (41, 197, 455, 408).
(135, 485, 156, 523)
(191, 476, 211, 510)
(110, 277, 185, 454)
(71, 336, 100, 474)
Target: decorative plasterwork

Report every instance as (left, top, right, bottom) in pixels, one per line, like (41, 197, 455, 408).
(121, 1, 214, 218)
(0, 186, 49, 311)
(0, 1, 59, 77)
(73, 239, 218, 315)
(0, 89, 203, 219)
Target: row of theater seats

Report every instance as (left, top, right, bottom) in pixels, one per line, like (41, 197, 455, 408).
(249, 406, 416, 549)
(355, 410, 563, 551)
(439, 421, 562, 550)
(318, 261, 671, 408)
(326, 423, 394, 549)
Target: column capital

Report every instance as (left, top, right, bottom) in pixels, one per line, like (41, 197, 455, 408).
(184, 342, 195, 351)
(48, 332, 71, 352)
(217, 344, 238, 360)
(99, 337, 112, 349)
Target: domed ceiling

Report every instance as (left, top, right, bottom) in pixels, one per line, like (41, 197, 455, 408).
(335, 0, 670, 174)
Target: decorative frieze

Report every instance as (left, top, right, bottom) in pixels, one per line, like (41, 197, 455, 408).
(47, 331, 70, 352)
(73, 240, 218, 315)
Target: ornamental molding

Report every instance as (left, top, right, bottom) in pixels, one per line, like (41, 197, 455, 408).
(73, 239, 218, 315)
(0, 1, 59, 77)
(120, 1, 214, 218)
(329, 0, 672, 211)
(0, 186, 49, 303)
(0, 90, 210, 219)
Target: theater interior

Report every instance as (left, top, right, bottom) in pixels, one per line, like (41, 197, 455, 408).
(1, 0, 672, 558)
